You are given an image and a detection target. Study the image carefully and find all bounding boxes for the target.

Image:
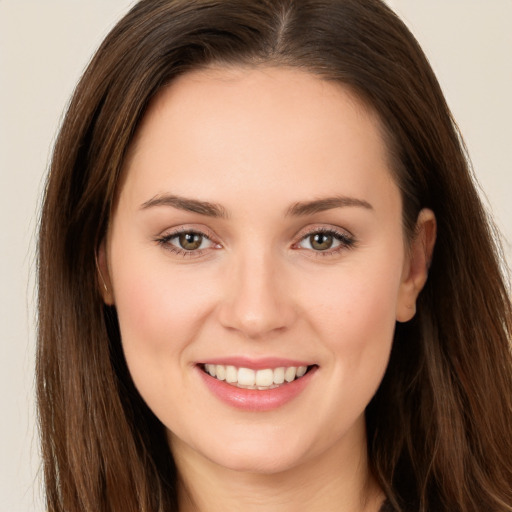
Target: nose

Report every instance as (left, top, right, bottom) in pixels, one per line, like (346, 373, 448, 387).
(217, 250, 297, 339)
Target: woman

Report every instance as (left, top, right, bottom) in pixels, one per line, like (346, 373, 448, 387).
(37, 1, 512, 511)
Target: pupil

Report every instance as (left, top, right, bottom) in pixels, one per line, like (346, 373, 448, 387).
(179, 232, 202, 250)
(311, 233, 333, 250)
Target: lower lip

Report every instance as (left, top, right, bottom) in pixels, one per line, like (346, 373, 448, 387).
(197, 366, 317, 412)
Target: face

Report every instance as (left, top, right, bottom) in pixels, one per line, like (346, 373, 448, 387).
(101, 67, 432, 475)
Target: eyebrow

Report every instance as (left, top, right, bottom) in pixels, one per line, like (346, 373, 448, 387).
(286, 196, 373, 216)
(140, 193, 372, 218)
(140, 194, 228, 218)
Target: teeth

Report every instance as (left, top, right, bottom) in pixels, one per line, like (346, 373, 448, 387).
(215, 365, 226, 381)
(225, 365, 237, 383)
(284, 367, 297, 382)
(238, 368, 255, 386)
(203, 364, 310, 389)
(273, 367, 285, 384)
(296, 366, 307, 377)
(256, 369, 273, 387)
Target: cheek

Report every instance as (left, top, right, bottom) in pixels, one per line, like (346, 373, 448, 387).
(111, 270, 214, 423)
(110, 252, 234, 398)
(303, 259, 402, 340)
(300, 256, 403, 395)
(109, 253, 216, 394)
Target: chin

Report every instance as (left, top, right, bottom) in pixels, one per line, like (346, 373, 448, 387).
(210, 448, 304, 475)
(198, 429, 316, 475)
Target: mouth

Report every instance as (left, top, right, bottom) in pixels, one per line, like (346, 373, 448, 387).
(200, 363, 316, 391)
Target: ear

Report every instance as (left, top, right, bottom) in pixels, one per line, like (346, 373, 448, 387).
(96, 241, 115, 305)
(396, 208, 436, 323)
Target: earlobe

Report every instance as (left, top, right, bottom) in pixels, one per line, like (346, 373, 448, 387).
(96, 242, 115, 305)
(396, 208, 436, 323)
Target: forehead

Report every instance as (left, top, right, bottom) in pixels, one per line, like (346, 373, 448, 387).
(130, 65, 386, 155)
(119, 66, 397, 214)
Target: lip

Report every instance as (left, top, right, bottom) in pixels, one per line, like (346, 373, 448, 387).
(197, 362, 318, 412)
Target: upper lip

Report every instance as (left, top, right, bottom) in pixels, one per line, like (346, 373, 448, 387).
(197, 356, 315, 370)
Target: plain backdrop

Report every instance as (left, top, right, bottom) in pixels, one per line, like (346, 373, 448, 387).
(0, 1, 510, 510)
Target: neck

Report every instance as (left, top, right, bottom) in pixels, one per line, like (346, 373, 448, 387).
(171, 425, 384, 512)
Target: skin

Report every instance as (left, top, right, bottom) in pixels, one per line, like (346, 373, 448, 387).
(99, 66, 435, 512)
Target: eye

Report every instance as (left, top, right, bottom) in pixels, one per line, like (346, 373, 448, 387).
(155, 228, 219, 256)
(303, 232, 337, 251)
(176, 232, 208, 251)
(296, 228, 355, 254)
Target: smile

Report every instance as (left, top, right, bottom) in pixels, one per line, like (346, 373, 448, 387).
(202, 364, 311, 390)
(198, 360, 318, 411)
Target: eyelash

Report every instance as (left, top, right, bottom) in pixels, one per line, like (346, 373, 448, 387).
(154, 226, 356, 258)
(294, 227, 357, 256)
(154, 227, 218, 258)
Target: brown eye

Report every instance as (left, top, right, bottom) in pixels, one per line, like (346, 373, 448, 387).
(156, 229, 218, 256)
(297, 229, 355, 254)
(178, 232, 204, 250)
(309, 233, 334, 251)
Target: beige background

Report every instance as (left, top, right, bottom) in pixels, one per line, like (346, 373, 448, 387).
(0, 1, 510, 510)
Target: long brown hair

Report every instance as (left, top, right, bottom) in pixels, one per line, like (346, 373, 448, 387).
(37, 1, 512, 511)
